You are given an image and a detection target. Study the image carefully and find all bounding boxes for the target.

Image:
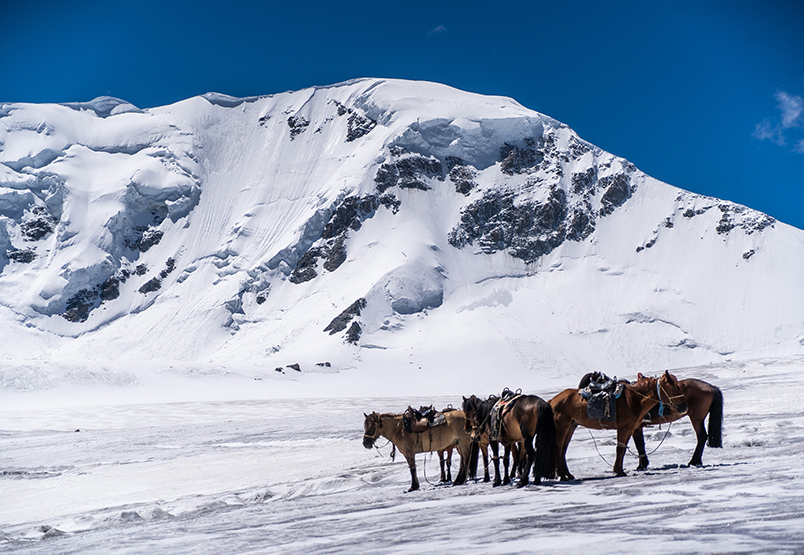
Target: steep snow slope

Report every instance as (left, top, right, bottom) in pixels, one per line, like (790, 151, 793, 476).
(1, 79, 802, 390)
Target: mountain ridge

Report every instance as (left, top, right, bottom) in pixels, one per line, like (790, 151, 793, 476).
(1, 78, 801, 389)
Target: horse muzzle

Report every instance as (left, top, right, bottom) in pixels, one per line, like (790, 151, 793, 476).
(363, 436, 375, 449)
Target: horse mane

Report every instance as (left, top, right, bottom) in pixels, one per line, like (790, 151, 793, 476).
(475, 395, 499, 427)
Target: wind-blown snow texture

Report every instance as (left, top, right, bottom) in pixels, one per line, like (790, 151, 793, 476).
(2, 79, 804, 552)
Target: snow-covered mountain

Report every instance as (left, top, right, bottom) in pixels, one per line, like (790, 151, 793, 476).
(1, 78, 802, 391)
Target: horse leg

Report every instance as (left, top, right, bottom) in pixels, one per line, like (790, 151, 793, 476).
(438, 450, 447, 482)
(557, 423, 577, 481)
(452, 442, 469, 486)
(481, 445, 490, 482)
(614, 428, 631, 476)
(688, 416, 708, 467)
(446, 447, 453, 482)
(502, 443, 511, 485)
(632, 426, 650, 470)
(517, 435, 537, 488)
(405, 454, 419, 491)
(490, 441, 503, 487)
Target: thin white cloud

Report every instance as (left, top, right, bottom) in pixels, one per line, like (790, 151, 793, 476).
(755, 89, 804, 152)
(426, 25, 448, 37)
(776, 91, 803, 129)
(753, 119, 785, 145)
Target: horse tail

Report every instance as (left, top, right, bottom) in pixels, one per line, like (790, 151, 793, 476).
(535, 400, 557, 479)
(707, 386, 724, 448)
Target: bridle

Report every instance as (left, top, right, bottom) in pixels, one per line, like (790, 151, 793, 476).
(629, 376, 686, 414)
(363, 415, 382, 445)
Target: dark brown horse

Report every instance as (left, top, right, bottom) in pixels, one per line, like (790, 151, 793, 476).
(463, 393, 555, 487)
(632, 378, 723, 469)
(462, 395, 520, 486)
(363, 410, 472, 491)
(550, 370, 687, 479)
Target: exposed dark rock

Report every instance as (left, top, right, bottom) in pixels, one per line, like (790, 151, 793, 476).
(21, 206, 57, 241)
(135, 264, 148, 276)
(99, 276, 120, 301)
(379, 194, 401, 214)
(324, 298, 366, 335)
(449, 164, 477, 195)
(345, 321, 362, 344)
(290, 194, 387, 283)
(287, 116, 309, 140)
(599, 173, 633, 216)
(159, 257, 176, 279)
(321, 196, 380, 239)
(346, 112, 377, 141)
(571, 167, 597, 195)
(138, 277, 162, 294)
(137, 229, 163, 252)
(256, 294, 267, 304)
(322, 235, 347, 272)
(743, 249, 756, 260)
(500, 141, 543, 175)
(4, 248, 36, 263)
(316, 362, 332, 367)
(331, 100, 377, 141)
(289, 247, 323, 284)
(63, 289, 97, 322)
(287, 363, 301, 372)
(682, 206, 712, 218)
(258, 114, 271, 126)
(566, 207, 595, 241)
(375, 153, 443, 193)
(449, 186, 575, 263)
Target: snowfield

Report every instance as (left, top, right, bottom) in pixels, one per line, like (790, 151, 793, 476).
(2, 357, 804, 554)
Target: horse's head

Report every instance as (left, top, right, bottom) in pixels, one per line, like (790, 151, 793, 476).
(362, 412, 382, 449)
(658, 370, 688, 415)
(461, 395, 480, 433)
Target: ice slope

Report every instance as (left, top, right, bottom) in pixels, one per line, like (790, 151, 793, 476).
(1, 79, 802, 394)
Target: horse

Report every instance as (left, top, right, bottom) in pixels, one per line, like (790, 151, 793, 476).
(632, 378, 723, 469)
(463, 393, 556, 487)
(362, 410, 472, 491)
(462, 395, 521, 486)
(550, 370, 687, 479)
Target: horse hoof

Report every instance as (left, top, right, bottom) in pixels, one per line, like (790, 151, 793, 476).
(616, 471, 627, 477)
(636, 465, 647, 471)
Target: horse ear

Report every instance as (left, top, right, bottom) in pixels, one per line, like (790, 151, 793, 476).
(637, 372, 644, 379)
(364, 412, 368, 418)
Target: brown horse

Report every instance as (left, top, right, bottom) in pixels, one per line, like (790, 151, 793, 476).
(462, 395, 521, 486)
(632, 378, 723, 469)
(463, 393, 556, 487)
(550, 370, 687, 479)
(362, 410, 472, 491)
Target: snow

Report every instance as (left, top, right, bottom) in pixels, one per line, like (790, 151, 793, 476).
(2, 78, 804, 552)
(2, 358, 804, 553)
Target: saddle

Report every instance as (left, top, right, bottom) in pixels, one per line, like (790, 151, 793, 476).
(403, 405, 447, 433)
(579, 372, 624, 422)
(489, 388, 522, 442)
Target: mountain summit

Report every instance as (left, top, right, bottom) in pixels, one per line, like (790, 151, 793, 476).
(1, 79, 801, 387)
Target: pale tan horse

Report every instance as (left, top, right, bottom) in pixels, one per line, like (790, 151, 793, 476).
(362, 410, 472, 491)
(549, 371, 687, 479)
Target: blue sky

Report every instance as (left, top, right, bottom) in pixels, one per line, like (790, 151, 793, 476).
(2, 0, 803, 229)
